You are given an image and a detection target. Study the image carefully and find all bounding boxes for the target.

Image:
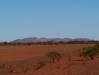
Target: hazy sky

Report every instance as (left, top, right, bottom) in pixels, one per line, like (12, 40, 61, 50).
(0, 0, 99, 41)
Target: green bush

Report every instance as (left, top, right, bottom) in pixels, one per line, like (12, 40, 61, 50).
(81, 44, 99, 60)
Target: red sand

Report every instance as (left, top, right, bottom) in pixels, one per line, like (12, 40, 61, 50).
(0, 44, 99, 75)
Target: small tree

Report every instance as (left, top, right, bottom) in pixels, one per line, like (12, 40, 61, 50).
(46, 51, 61, 63)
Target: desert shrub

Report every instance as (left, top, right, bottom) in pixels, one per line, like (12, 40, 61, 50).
(46, 51, 61, 63)
(81, 44, 99, 60)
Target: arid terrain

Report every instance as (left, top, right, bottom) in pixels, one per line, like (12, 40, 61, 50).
(0, 44, 99, 75)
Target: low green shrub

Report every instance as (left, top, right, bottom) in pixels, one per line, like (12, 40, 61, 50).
(81, 44, 99, 60)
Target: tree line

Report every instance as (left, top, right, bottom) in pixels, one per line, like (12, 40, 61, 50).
(0, 41, 99, 45)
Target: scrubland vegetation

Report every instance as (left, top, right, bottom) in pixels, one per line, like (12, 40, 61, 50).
(0, 51, 62, 74)
(0, 43, 99, 75)
(0, 41, 99, 45)
(80, 44, 99, 60)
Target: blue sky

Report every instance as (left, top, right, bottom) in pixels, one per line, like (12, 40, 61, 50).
(0, 0, 99, 41)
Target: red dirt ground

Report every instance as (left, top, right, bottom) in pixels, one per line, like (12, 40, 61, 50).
(0, 44, 99, 75)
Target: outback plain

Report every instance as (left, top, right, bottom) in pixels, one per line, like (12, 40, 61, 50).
(0, 43, 99, 75)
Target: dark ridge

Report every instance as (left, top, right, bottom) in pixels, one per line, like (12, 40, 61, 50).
(11, 37, 93, 43)
(0, 37, 98, 45)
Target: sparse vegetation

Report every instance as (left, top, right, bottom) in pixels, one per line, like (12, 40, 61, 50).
(81, 44, 99, 60)
(1, 44, 99, 75)
(46, 51, 61, 63)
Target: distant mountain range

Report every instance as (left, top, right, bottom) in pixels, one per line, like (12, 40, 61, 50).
(11, 37, 93, 43)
